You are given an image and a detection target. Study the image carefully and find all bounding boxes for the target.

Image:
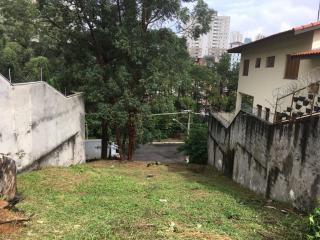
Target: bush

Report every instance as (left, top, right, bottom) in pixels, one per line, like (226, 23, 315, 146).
(307, 208, 320, 239)
(179, 124, 208, 165)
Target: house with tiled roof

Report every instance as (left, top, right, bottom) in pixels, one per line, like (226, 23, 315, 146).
(229, 21, 320, 118)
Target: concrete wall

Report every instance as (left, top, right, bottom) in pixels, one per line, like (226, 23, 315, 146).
(235, 31, 317, 112)
(0, 74, 85, 172)
(85, 139, 102, 161)
(208, 111, 320, 212)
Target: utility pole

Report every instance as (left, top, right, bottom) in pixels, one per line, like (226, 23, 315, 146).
(85, 123, 89, 139)
(8, 68, 11, 83)
(40, 67, 43, 82)
(187, 110, 191, 137)
(318, 0, 320, 21)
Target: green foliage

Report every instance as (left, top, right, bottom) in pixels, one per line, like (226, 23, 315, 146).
(179, 124, 208, 164)
(0, 0, 42, 81)
(0, 0, 217, 158)
(208, 53, 239, 112)
(0, 0, 39, 47)
(189, 0, 215, 39)
(24, 56, 49, 81)
(307, 208, 320, 239)
(189, 64, 217, 111)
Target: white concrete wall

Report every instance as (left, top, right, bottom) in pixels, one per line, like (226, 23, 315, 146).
(85, 139, 102, 160)
(235, 31, 316, 113)
(312, 30, 320, 49)
(0, 74, 85, 172)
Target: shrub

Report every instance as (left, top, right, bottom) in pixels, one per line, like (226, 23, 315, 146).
(179, 124, 208, 165)
(307, 208, 320, 239)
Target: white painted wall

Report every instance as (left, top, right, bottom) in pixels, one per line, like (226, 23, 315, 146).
(312, 30, 320, 49)
(0, 75, 85, 172)
(235, 31, 317, 113)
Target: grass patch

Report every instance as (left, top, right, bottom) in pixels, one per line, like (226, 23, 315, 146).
(5, 161, 306, 240)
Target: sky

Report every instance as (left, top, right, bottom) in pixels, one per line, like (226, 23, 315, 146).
(203, 0, 319, 40)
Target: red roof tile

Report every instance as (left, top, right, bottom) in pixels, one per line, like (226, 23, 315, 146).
(228, 21, 320, 53)
(292, 49, 320, 57)
(294, 21, 320, 31)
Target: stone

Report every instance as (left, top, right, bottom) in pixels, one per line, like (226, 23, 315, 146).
(0, 155, 17, 201)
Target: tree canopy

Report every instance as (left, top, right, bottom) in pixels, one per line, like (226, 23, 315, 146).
(0, 0, 239, 160)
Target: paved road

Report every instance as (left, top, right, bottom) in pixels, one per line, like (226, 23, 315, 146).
(132, 143, 186, 163)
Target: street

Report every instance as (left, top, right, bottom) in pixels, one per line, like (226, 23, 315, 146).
(132, 143, 186, 163)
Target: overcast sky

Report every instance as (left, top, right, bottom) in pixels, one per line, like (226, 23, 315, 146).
(204, 0, 319, 39)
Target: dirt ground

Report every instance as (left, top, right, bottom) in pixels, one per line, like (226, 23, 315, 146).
(0, 207, 26, 237)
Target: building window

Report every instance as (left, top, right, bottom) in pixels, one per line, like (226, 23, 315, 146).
(266, 56, 275, 68)
(284, 55, 300, 80)
(255, 58, 261, 68)
(243, 59, 250, 76)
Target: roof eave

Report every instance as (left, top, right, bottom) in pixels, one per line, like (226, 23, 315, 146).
(228, 29, 294, 53)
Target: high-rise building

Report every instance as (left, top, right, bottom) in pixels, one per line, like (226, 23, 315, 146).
(186, 11, 230, 62)
(244, 38, 252, 44)
(230, 31, 243, 43)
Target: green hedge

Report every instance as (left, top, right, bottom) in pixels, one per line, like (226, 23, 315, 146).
(179, 124, 208, 165)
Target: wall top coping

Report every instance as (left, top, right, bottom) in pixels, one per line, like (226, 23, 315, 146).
(0, 73, 83, 100)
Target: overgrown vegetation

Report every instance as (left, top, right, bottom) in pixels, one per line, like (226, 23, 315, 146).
(4, 161, 306, 240)
(179, 123, 208, 164)
(0, 0, 239, 159)
(307, 208, 320, 239)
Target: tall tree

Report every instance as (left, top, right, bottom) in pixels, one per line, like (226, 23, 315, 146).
(36, 0, 214, 159)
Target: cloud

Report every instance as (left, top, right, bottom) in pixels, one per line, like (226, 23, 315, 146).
(204, 0, 319, 39)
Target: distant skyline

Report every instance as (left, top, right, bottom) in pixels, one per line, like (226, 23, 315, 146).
(204, 0, 319, 39)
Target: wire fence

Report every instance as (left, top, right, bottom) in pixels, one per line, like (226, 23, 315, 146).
(274, 82, 320, 123)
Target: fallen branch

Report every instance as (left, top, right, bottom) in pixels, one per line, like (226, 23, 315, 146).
(0, 214, 34, 225)
(264, 205, 289, 214)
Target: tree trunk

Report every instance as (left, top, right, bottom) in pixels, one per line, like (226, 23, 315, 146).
(122, 132, 127, 160)
(101, 119, 109, 159)
(127, 113, 136, 161)
(115, 126, 124, 161)
(0, 155, 17, 201)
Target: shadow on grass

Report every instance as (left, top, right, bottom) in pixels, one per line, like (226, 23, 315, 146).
(163, 163, 307, 240)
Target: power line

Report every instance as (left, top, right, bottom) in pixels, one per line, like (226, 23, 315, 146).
(148, 110, 192, 117)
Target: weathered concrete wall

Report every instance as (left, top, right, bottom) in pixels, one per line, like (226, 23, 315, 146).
(208, 111, 320, 212)
(0, 74, 85, 172)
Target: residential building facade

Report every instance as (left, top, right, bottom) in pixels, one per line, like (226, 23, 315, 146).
(229, 22, 320, 115)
